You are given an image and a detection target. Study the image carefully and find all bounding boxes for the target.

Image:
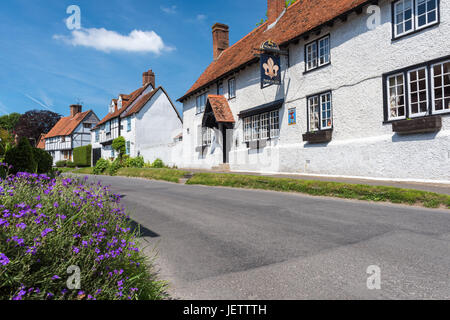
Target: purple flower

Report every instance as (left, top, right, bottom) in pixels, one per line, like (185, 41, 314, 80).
(53, 202, 59, 208)
(41, 228, 54, 238)
(16, 222, 27, 230)
(0, 253, 10, 266)
(73, 247, 80, 254)
(51, 275, 60, 280)
(35, 203, 42, 209)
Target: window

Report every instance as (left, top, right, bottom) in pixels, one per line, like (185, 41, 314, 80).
(260, 113, 269, 139)
(126, 141, 131, 155)
(408, 67, 428, 117)
(95, 130, 100, 143)
(305, 35, 330, 72)
(387, 73, 406, 120)
(269, 110, 280, 138)
(105, 121, 111, 133)
(393, 0, 439, 38)
(307, 92, 333, 132)
(228, 78, 236, 99)
(61, 136, 66, 143)
(244, 117, 252, 142)
(202, 127, 212, 146)
(383, 56, 450, 121)
(217, 82, 224, 95)
(243, 110, 280, 142)
(83, 123, 92, 129)
(127, 117, 131, 132)
(431, 60, 450, 114)
(196, 93, 207, 114)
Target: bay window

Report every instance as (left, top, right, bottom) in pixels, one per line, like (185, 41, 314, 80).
(307, 92, 332, 132)
(393, 0, 439, 39)
(243, 110, 279, 142)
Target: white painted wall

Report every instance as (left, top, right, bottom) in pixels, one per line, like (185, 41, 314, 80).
(134, 89, 183, 166)
(181, 0, 450, 182)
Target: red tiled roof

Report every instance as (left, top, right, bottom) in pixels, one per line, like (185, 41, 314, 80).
(37, 133, 46, 149)
(207, 95, 235, 123)
(179, 0, 369, 101)
(95, 83, 153, 128)
(45, 111, 92, 138)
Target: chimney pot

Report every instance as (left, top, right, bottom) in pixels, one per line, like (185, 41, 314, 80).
(70, 104, 82, 117)
(143, 70, 155, 88)
(212, 23, 229, 61)
(267, 0, 285, 24)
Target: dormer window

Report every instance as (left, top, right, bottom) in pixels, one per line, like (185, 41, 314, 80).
(118, 97, 123, 110)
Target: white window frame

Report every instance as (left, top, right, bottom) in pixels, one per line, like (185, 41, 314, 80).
(202, 127, 212, 146)
(407, 67, 429, 118)
(307, 92, 333, 132)
(196, 93, 207, 114)
(393, 0, 439, 38)
(318, 36, 330, 66)
(320, 92, 333, 130)
(260, 113, 269, 140)
(387, 73, 407, 121)
(431, 60, 450, 114)
(415, 0, 439, 30)
(244, 117, 252, 142)
(228, 78, 236, 99)
(394, 0, 415, 38)
(305, 42, 317, 71)
(308, 96, 320, 132)
(252, 115, 260, 140)
(269, 110, 280, 138)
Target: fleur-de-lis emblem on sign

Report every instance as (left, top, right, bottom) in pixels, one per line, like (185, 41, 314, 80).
(263, 57, 279, 79)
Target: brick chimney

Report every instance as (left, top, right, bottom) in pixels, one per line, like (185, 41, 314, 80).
(212, 23, 229, 61)
(267, 0, 285, 24)
(143, 69, 155, 88)
(70, 104, 82, 117)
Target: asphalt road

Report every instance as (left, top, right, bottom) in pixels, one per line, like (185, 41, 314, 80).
(87, 175, 450, 300)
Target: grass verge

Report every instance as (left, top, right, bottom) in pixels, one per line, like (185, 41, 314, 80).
(114, 168, 187, 183)
(186, 173, 450, 209)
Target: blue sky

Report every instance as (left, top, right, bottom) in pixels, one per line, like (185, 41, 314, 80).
(0, 0, 267, 120)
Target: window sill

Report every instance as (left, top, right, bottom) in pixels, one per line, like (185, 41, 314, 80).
(302, 129, 333, 144)
(303, 62, 331, 75)
(392, 115, 442, 135)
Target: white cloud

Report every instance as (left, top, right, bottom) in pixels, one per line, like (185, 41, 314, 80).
(54, 28, 173, 54)
(161, 5, 177, 14)
(196, 14, 207, 21)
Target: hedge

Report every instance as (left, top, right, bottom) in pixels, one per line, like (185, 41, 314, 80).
(73, 145, 92, 167)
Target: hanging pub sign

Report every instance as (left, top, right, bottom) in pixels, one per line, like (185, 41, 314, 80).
(260, 40, 282, 88)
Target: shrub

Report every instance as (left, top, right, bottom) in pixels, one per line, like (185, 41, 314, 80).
(66, 161, 76, 168)
(55, 161, 67, 168)
(32, 148, 53, 174)
(112, 137, 126, 159)
(73, 145, 92, 167)
(126, 156, 145, 169)
(93, 159, 110, 175)
(5, 137, 37, 174)
(109, 158, 123, 176)
(0, 173, 166, 300)
(151, 158, 165, 169)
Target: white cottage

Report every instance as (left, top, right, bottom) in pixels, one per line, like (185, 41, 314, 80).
(45, 105, 99, 165)
(178, 0, 450, 182)
(92, 70, 183, 166)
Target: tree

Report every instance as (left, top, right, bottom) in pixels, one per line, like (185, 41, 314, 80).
(112, 136, 126, 159)
(14, 110, 61, 146)
(5, 137, 37, 174)
(0, 128, 14, 156)
(0, 113, 21, 132)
